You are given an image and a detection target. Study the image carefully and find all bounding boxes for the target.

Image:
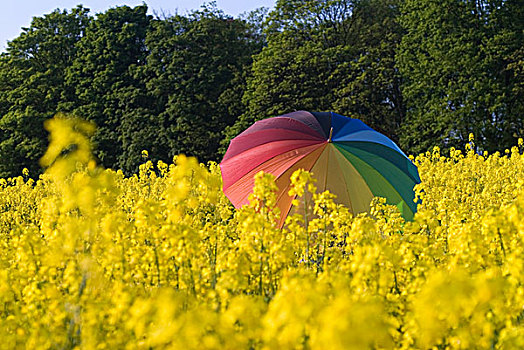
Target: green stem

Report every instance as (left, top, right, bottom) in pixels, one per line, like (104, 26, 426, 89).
(304, 193, 310, 268)
(153, 243, 161, 286)
(498, 229, 506, 259)
(259, 236, 264, 296)
(322, 217, 328, 270)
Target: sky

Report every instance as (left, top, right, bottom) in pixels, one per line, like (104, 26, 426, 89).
(1, 0, 275, 51)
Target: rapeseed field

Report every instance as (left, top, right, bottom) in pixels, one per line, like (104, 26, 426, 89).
(2, 117, 524, 349)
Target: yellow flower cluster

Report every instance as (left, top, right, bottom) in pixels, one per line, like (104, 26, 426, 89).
(2, 117, 524, 349)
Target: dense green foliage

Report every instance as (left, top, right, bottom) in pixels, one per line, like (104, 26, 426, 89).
(0, 0, 522, 177)
(397, 0, 524, 154)
(226, 0, 405, 146)
(0, 4, 261, 176)
(0, 6, 91, 177)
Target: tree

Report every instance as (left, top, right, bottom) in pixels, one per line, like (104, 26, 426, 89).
(61, 5, 152, 169)
(333, 0, 405, 143)
(397, 0, 524, 154)
(226, 0, 406, 148)
(121, 4, 262, 171)
(0, 3, 263, 175)
(0, 6, 90, 178)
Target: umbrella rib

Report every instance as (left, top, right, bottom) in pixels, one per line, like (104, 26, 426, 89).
(335, 142, 419, 208)
(222, 142, 325, 192)
(278, 111, 328, 138)
(225, 143, 326, 209)
(335, 141, 419, 183)
(223, 138, 324, 165)
(223, 135, 325, 163)
(323, 145, 330, 193)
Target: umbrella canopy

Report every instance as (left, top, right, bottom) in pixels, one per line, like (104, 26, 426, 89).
(220, 111, 420, 227)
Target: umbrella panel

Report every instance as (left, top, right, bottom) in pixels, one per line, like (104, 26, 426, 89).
(280, 111, 329, 138)
(335, 142, 418, 214)
(222, 128, 324, 162)
(274, 144, 327, 227)
(224, 143, 325, 209)
(334, 142, 418, 211)
(311, 145, 353, 209)
(285, 144, 376, 226)
(330, 146, 375, 214)
(221, 139, 323, 190)
(241, 117, 326, 139)
(334, 144, 415, 220)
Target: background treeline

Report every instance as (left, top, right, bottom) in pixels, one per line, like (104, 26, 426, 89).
(0, 0, 522, 177)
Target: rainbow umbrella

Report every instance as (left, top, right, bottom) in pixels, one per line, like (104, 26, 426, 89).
(220, 111, 420, 227)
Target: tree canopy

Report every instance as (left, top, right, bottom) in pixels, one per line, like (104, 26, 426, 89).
(397, 0, 524, 153)
(0, 0, 522, 178)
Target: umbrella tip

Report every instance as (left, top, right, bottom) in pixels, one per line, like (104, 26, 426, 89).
(328, 127, 333, 142)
